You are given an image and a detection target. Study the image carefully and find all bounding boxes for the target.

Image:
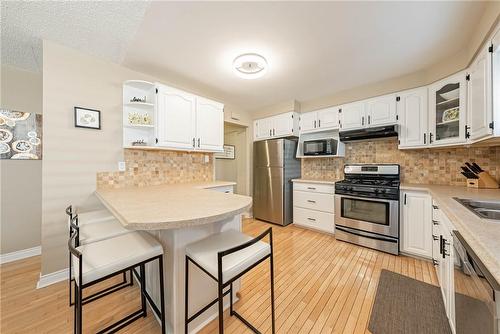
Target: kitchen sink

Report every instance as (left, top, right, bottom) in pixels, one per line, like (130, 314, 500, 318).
(454, 198, 500, 220)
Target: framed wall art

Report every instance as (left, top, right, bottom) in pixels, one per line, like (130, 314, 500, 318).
(74, 106, 101, 129)
(214, 145, 235, 159)
(0, 109, 43, 160)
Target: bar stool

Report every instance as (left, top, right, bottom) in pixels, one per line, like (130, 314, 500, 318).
(68, 215, 166, 334)
(66, 205, 133, 306)
(184, 228, 275, 334)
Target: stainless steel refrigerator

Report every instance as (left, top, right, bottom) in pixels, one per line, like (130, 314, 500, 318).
(253, 138, 300, 226)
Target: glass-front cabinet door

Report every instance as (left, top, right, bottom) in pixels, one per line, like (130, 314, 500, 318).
(428, 71, 467, 146)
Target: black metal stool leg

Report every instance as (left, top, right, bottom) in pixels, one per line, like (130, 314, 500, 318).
(185, 256, 189, 334)
(218, 280, 224, 334)
(229, 282, 234, 316)
(77, 283, 83, 334)
(270, 254, 276, 334)
(140, 264, 147, 317)
(159, 255, 166, 334)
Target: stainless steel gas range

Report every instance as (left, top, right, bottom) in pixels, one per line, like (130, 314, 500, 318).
(334, 164, 400, 255)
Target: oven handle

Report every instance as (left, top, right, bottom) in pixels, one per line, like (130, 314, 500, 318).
(335, 194, 398, 204)
(336, 225, 398, 243)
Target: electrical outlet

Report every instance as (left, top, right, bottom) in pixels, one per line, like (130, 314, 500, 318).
(118, 161, 126, 171)
(204, 155, 210, 163)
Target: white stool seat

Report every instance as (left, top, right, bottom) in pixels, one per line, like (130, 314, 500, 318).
(73, 232, 163, 285)
(186, 230, 271, 283)
(79, 219, 131, 245)
(78, 209, 115, 225)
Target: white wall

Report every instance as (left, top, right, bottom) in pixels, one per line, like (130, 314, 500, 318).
(0, 65, 43, 254)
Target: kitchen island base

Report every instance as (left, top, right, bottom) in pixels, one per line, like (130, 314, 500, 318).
(143, 214, 242, 334)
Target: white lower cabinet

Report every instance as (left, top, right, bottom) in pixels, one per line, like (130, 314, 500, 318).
(432, 203, 455, 333)
(400, 190, 432, 258)
(292, 182, 334, 234)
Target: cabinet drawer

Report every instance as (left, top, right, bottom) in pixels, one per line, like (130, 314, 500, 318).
(293, 182, 334, 194)
(293, 190, 334, 213)
(293, 207, 334, 233)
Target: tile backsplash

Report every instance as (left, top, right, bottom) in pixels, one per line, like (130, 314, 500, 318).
(97, 148, 214, 189)
(302, 138, 500, 185)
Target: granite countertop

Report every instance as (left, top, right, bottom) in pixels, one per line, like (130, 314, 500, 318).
(95, 181, 251, 231)
(401, 183, 500, 285)
(292, 178, 337, 185)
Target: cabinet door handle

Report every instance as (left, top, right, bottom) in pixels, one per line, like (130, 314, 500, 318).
(362, 116, 365, 126)
(307, 218, 316, 222)
(432, 220, 439, 226)
(429, 132, 433, 144)
(432, 205, 439, 209)
(432, 235, 439, 241)
(432, 259, 439, 266)
(273, 128, 275, 136)
(439, 235, 443, 255)
(318, 119, 321, 127)
(423, 133, 426, 144)
(192, 138, 196, 148)
(307, 200, 316, 203)
(307, 187, 316, 190)
(314, 120, 317, 128)
(198, 138, 200, 147)
(368, 115, 371, 124)
(465, 125, 470, 139)
(269, 129, 272, 136)
(404, 194, 407, 205)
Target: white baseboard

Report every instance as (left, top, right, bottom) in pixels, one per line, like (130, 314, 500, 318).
(37, 268, 68, 289)
(0, 246, 41, 265)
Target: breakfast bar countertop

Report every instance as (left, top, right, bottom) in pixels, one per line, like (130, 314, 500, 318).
(401, 183, 500, 285)
(95, 181, 251, 231)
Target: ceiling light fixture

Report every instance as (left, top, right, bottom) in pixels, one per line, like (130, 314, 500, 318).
(232, 53, 268, 79)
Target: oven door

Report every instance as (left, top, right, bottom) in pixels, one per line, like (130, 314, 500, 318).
(334, 194, 399, 238)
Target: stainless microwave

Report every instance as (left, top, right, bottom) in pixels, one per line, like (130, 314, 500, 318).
(303, 139, 337, 156)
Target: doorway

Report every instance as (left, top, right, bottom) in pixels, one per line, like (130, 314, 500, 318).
(215, 122, 248, 196)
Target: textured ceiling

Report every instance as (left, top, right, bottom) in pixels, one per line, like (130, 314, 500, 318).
(1, 1, 150, 71)
(1, 1, 490, 112)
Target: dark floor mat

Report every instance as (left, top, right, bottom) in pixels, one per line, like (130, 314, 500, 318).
(368, 269, 452, 334)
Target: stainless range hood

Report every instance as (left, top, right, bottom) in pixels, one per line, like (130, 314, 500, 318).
(339, 125, 398, 142)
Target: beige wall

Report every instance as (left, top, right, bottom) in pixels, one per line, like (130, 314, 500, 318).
(215, 123, 248, 195)
(0, 65, 43, 254)
(41, 41, 254, 275)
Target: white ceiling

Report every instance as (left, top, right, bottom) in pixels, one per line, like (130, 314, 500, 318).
(2, 1, 489, 112)
(1, 1, 150, 71)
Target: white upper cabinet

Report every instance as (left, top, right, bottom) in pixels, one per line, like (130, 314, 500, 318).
(254, 118, 273, 140)
(156, 85, 196, 150)
(492, 25, 500, 137)
(428, 71, 467, 146)
(299, 106, 339, 134)
(155, 83, 223, 152)
(397, 87, 428, 148)
(299, 111, 318, 133)
(317, 106, 339, 130)
(339, 101, 366, 131)
(273, 112, 296, 137)
(195, 97, 224, 152)
(467, 45, 493, 141)
(253, 112, 299, 141)
(365, 94, 397, 127)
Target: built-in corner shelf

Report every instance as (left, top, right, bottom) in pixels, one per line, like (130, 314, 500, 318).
(123, 80, 156, 148)
(296, 128, 345, 158)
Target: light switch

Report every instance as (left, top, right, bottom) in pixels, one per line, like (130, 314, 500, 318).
(118, 161, 126, 171)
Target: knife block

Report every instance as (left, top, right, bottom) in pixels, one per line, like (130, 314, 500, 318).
(466, 172, 499, 189)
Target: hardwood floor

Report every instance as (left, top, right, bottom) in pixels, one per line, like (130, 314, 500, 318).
(0, 219, 437, 333)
